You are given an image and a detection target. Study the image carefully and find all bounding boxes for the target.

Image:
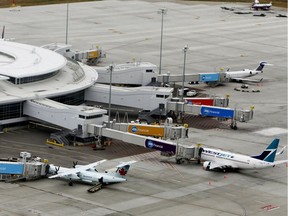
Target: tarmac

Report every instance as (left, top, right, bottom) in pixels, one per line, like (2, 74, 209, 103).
(0, 0, 287, 215)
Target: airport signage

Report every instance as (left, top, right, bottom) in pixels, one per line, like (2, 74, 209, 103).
(145, 139, 176, 154)
(185, 98, 214, 106)
(201, 106, 234, 118)
(128, 125, 164, 137)
(199, 73, 219, 82)
(0, 163, 24, 175)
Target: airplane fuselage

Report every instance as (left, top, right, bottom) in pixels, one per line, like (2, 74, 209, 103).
(49, 165, 81, 180)
(77, 171, 126, 184)
(252, 3, 272, 10)
(49, 165, 126, 184)
(201, 148, 275, 170)
(226, 69, 262, 80)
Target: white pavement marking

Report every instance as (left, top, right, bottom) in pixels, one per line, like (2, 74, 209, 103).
(89, 181, 229, 215)
(254, 127, 287, 136)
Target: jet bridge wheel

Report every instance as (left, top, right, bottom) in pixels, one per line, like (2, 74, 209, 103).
(176, 158, 186, 164)
(230, 121, 238, 130)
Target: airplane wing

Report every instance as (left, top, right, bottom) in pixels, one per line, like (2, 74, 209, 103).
(276, 146, 286, 156)
(232, 77, 263, 83)
(49, 159, 107, 179)
(273, 160, 288, 165)
(205, 160, 237, 170)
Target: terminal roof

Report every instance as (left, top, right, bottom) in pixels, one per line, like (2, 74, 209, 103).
(0, 40, 66, 78)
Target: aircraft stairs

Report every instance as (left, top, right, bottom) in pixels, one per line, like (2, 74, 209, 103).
(87, 183, 102, 193)
(50, 131, 70, 146)
(137, 106, 166, 124)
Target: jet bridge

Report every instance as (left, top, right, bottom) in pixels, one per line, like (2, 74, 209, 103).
(87, 124, 199, 163)
(105, 119, 188, 140)
(157, 72, 228, 87)
(23, 98, 108, 138)
(42, 43, 105, 65)
(166, 100, 254, 129)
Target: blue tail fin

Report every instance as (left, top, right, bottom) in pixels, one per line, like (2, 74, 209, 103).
(255, 61, 267, 71)
(251, 139, 279, 162)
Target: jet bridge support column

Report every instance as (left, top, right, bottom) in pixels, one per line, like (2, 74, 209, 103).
(230, 106, 254, 129)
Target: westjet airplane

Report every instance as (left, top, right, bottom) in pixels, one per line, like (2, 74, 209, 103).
(200, 139, 287, 172)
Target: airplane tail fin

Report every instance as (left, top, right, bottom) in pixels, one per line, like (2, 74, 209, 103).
(251, 139, 279, 162)
(115, 161, 137, 178)
(105, 161, 137, 178)
(255, 61, 267, 71)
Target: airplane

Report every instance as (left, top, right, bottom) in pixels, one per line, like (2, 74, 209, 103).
(251, 0, 272, 10)
(225, 61, 268, 82)
(204, 61, 270, 87)
(199, 138, 287, 172)
(48, 159, 137, 187)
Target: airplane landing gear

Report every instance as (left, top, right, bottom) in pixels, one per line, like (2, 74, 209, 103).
(230, 120, 238, 130)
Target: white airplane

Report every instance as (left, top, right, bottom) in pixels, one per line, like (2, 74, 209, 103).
(204, 61, 269, 87)
(252, 0, 272, 10)
(48, 159, 137, 186)
(199, 138, 287, 172)
(225, 61, 269, 83)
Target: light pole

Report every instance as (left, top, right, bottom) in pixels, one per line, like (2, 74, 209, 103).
(108, 65, 113, 128)
(158, 8, 167, 75)
(181, 45, 189, 102)
(65, 2, 69, 44)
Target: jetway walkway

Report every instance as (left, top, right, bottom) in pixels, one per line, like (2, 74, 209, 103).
(87, 124, 199, 163)
(104, 120, 188, 140)
(137, 97, 253, 129)
(23, 98, 108, 139)
(157, 72, 227, 87)
(166, 100, 254, 129)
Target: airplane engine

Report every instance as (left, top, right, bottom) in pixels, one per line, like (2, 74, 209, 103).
(203, 161, 211, 171)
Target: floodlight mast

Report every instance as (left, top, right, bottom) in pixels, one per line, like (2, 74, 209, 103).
(157, 8, 167, 75)
(181, 45, 189, 102)
(108, 65, 113, 128)
(65, 3, 69, 45)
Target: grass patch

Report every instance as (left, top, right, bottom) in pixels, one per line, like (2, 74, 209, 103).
(0, 0, 286, 9)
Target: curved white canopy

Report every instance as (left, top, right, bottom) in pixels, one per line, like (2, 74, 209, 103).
(0, 40, 66, 78)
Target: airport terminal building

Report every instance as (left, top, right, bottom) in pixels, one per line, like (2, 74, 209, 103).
(0, 40, 109, 136)
(0, 40, 173, 140)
